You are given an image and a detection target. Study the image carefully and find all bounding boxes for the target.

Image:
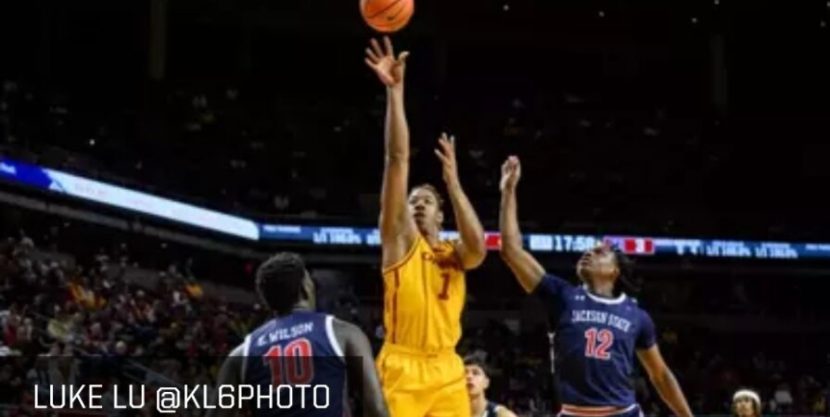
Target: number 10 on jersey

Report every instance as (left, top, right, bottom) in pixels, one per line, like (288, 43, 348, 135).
(263, 338, 314, 385)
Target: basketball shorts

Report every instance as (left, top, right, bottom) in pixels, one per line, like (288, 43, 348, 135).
(376, 343, 470, 417)
(559, 404, 644, 417)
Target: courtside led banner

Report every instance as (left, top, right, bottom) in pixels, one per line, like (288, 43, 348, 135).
(0, 158, 260, 240)
(3, 157, 829, 260)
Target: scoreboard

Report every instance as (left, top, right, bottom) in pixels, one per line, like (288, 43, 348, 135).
(259, 224, 824, 260)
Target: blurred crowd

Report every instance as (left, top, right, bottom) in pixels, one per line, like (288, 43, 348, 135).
(0, 229, 271, 417)
(0, 217, 828, 416)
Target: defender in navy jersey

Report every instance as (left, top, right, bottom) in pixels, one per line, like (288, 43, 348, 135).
(498, 156, 693, 417)
(207, 253, 389, 417)
(464, 356, 518, 417)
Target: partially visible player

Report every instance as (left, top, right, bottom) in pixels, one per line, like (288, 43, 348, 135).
(365, 36, 487, 417)
(207, 252, 389, 417)
(464, 356, 518, 417)
(498, 156, 693, 417)
(732, 389, 762, 417)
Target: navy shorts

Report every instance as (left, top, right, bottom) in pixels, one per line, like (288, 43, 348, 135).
(558, 404, 643, 417)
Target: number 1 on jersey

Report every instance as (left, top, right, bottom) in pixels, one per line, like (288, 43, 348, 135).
(438, 273, 450, 300)
(584, 328, 613, 360)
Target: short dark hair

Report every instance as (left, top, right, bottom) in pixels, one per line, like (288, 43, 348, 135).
(463, 355, 490, 376)
(610, 246, 640, 295)
(412, 183, 445, 208)
(256, 252, 307, 314)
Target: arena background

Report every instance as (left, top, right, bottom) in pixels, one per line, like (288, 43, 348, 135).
(1, 0, 829, 416)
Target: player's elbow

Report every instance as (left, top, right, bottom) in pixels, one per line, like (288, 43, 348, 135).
(649, 366, 675, 391)
(466, 237, 487, 262)
(499, 241, 522, 260)
(462, 250, 487, 270)
(472, 249, 487, 266)
(473, 234, 487, 252)
(385, 151, 408, 164)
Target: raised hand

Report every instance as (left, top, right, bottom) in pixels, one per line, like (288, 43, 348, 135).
(434, 133, 460, 189)
(500, 156, 521, 192)
(365, 36, 409, 89)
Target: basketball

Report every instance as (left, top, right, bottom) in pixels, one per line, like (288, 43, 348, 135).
(360, 0, 414, 33)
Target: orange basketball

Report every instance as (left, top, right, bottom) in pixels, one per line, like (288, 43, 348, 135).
(360, 0, 414, 33)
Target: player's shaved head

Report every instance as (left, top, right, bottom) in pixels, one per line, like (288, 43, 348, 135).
(256, 252, 316, 314)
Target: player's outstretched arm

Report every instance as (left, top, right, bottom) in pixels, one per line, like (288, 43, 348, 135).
(205, 344, 245, 417)
(637, 345, 694, 417)
(365, 36, 417, 268)
(498, 156, 546, 293)
(335, 319, 390, 417)
(435, 133, 486, 269)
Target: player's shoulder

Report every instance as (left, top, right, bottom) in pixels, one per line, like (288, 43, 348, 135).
(431, 238, 467, 270)
(330, 316, 371, 356)
(621, 296, 654, 323)
(331, 316, 363, 334)
(625, 295, 648, 312)
(383, 233, 426, 273)
(493, 404, 518, 417)
(227, 342, 247, 357)
(532, 272, 577, 299)
(248, 316, 278, 337)
(331, 316, 372, 345)
(625, 294, 641, 307)
(539, 271, 572, 285)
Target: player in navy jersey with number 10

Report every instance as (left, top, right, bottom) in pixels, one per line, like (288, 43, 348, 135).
(208, 253, 389, 417)
(498, 156, 693, 417)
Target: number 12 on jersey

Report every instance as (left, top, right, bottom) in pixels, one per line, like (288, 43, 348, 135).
(584, 328, 613, 360)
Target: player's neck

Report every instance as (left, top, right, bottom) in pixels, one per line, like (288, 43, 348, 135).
(470, 394, 488, 417)
(275, 305, 313, 317)
(586, 282, 615, 298)
(421, 230, 440, 246)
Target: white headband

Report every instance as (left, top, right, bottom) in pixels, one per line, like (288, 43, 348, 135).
(733, 389, 761, 405)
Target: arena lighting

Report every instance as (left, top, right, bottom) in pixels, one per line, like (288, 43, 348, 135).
(2, 157, 830, 260)
(0, 158, 260, 241)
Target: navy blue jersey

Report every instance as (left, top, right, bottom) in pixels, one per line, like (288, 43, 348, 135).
(535, 274, 656, 407)
(478, 401, 500, 417)
(242, 311, 347, 417)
